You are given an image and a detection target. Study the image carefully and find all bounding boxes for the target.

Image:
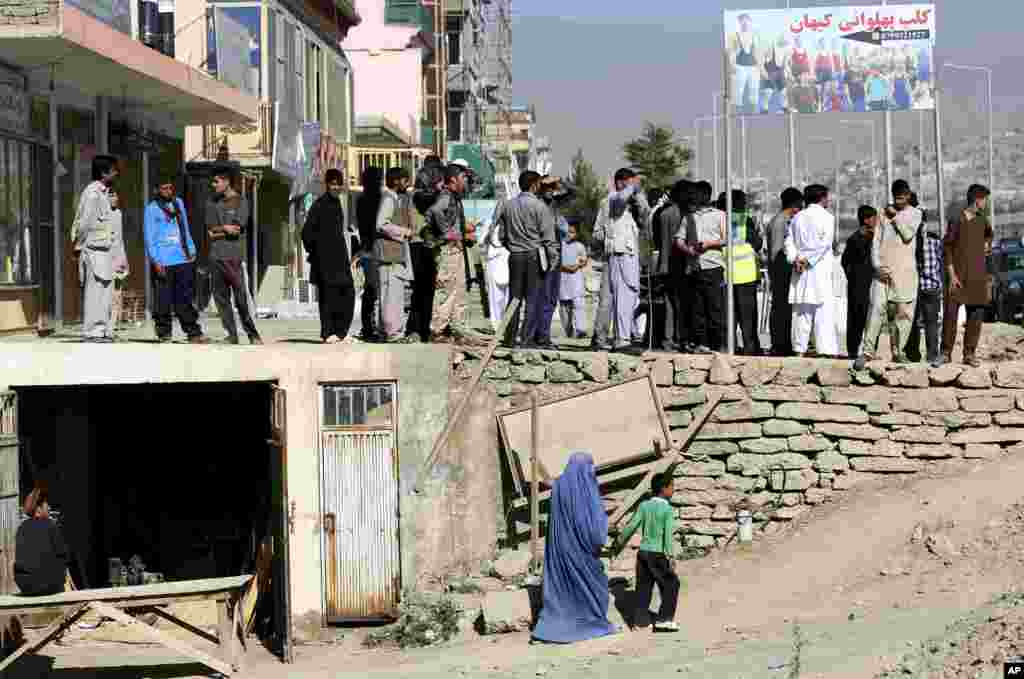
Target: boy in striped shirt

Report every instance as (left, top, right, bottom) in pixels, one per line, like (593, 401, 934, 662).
(614, 473, 680, 632)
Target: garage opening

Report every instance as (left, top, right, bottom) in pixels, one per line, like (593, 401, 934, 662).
(7, 381, 291, 657)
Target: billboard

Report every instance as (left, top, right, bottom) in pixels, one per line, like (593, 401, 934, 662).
(723, 5, 935, 115)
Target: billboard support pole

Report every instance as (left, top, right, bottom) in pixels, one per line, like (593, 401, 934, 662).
(724, 51, 735, 356)
(934, 65, 946, 237)
(882, 0, 893, 202)
(788, 112, 797, 188)
(741, 116, 748, 195)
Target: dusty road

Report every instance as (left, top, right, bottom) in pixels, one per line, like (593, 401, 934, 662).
(15, 448, 1024, 678)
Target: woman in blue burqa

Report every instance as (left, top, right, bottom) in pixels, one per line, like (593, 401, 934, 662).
(531, 451, 618, 643)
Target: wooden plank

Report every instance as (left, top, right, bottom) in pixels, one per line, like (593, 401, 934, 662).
(91, 601, 235, 677)
(218, 598, 236, 670)
(647, 369, 673, 451)
(0, 575, 252, 611)
(497, 375, 664, 485)
(414, 297, 522, 493)
(511, 458, 662, 509)
(0, 592, 230, 617)
(145, 606, 220, 646)
(0, 603, 88, 674)
(606, 392, 723, 529)
(529, 390, 540, 572)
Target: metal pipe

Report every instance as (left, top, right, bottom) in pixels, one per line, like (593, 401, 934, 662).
(529, 388, 540, 572)
(50, 85, 61, 329)
(918, 110, 925, 205)
(882, 0, 893, 203)
(723, 58, 735, 355)
(142, 150, 150, 315)
(934, 67, 947, 236)
(693, 118, 699, 180)
(712, 91, 720, 189)
(741, 116, 748, 194)
(788, 113, 797, 187)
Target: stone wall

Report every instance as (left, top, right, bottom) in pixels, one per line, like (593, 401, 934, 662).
(452, 348, 1024, 551)
(0, 0, 58, 26)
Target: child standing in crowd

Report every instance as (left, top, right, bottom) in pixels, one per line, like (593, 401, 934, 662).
(613, 473, 680, 632)
(558, 221, 588, 339)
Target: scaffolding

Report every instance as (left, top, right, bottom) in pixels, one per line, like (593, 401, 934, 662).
(438, 0, 513, 193)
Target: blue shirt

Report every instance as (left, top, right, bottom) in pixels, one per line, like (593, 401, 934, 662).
(144, 198, 196, 267)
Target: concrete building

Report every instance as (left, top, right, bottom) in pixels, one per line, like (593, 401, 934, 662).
(0, 0, 260, 334)
(444, 0, 483, 147)
(484, 105, 532, 199)
(343, 0, 438, 193)
(177, 0, 361, 309)
(0, 341, 500, 659)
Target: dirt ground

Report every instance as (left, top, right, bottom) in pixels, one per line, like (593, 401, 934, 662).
(10, 446, 1024, 678)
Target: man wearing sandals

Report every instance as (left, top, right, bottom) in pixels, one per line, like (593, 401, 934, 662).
(303, 169, 360, 344)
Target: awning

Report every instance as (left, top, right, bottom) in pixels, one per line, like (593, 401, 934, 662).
(0, 4, 259, 125)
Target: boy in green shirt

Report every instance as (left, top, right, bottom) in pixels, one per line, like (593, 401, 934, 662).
(614, 472, 680, 632)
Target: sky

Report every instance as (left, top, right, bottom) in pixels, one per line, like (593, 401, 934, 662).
(511, 0, 1024, 181)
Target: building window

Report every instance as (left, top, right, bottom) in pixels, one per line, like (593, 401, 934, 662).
(275, 13, 287, 114)
(307, 42, 322, 124)
(321, 383, 395, 428)
(446, 15, 461, 66)
(294, 29, 305, 120)
(0, 139, 35, 286)
(205, 4, 261, 97)
(447, 90, 465, 143)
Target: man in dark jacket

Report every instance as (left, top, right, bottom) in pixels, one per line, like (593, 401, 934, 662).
(302, 169, 359, 344)
(653, 181, 688, 351)
(842, 205, 878, 358)
(766, 187, 803, 356)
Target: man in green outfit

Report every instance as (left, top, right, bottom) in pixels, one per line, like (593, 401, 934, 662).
(613, 472, 680, 632)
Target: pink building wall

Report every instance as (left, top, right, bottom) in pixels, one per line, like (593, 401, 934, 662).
(344, 0, 424, 143)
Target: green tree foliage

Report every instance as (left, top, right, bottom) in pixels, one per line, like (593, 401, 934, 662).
(566, 148, 605, 243)
(622, 122, 692, 191)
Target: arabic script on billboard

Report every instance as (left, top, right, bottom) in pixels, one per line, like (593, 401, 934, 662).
(723, 5, 935, 115)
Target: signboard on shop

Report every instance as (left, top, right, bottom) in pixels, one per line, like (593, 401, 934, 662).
(722, 4, 936, 114)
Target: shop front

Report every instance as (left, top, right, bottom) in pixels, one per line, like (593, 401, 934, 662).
(0, 0, 260, 331)
(0, 68, 51, 334)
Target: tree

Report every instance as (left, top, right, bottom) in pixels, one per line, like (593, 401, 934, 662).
(566, 148, 605, 242)
(622, 122, 692, 190)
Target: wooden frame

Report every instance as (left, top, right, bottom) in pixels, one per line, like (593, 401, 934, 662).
(496, 372, 671, 497)
(0, 575, 252, 675)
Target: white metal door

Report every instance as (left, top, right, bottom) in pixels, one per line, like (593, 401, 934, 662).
(320, 384, 400, 622)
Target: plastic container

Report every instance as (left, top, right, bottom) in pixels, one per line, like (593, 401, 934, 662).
(737, 510, 753, 544)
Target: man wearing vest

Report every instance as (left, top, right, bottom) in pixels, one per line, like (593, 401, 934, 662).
(718, 190, 763, 355)
(592, 168, 650, 354)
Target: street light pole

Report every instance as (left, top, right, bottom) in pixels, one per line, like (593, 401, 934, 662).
(944, 62, 994, 234)
(713, 91, 722, 189)
(741, 116, 748, 194)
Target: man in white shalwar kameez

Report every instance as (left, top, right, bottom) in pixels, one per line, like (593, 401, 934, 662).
(784, 184, 838, 356)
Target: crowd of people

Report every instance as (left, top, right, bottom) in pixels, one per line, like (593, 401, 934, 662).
(69, 152, 995, 369)
(647, 174, 993, 368)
